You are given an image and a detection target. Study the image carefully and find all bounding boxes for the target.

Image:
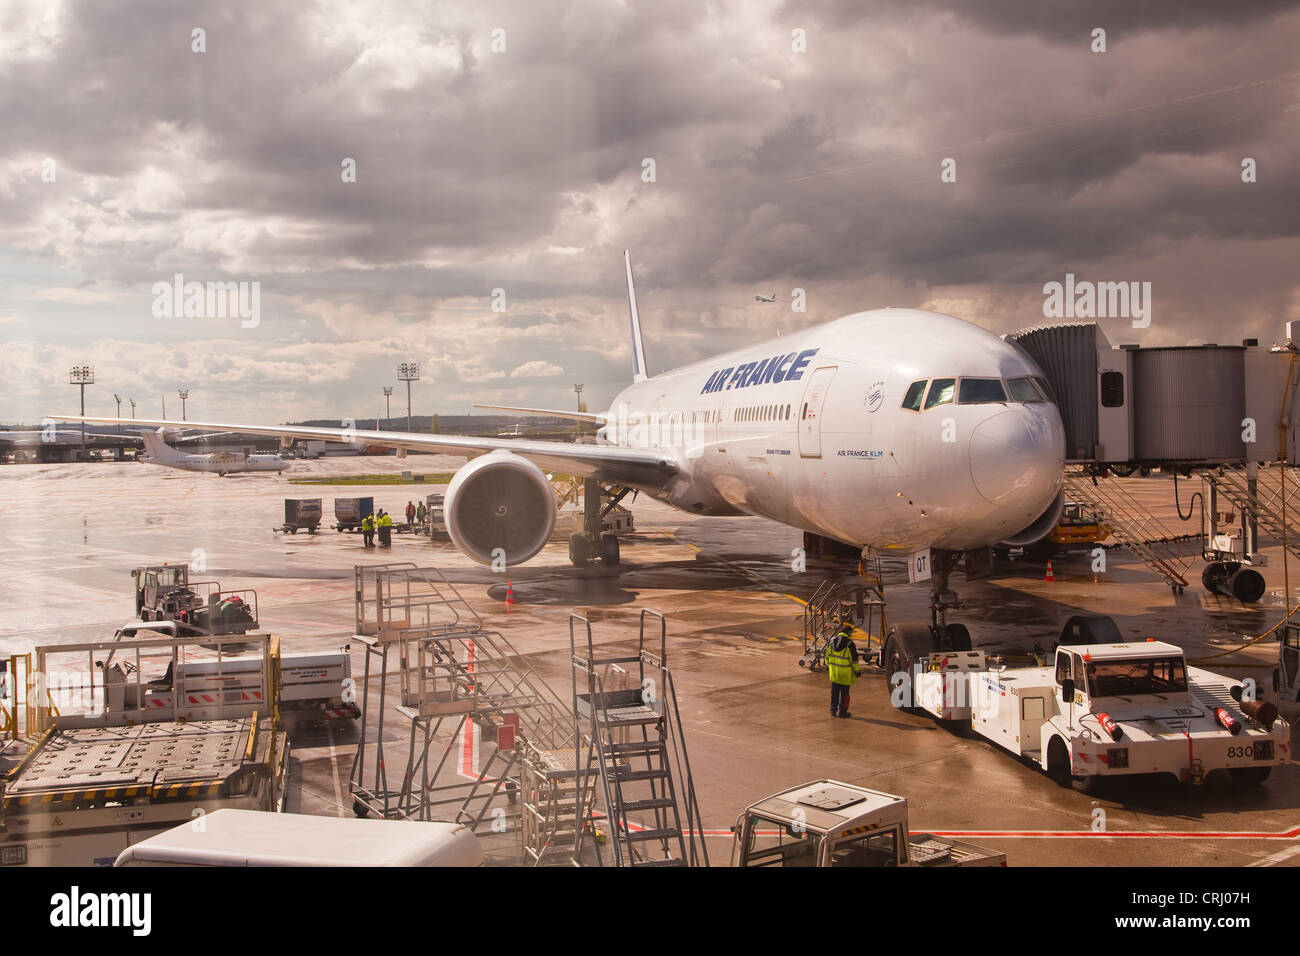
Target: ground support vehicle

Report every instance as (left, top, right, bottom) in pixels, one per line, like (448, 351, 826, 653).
(131, 564, 258, 637)
(883, 616, 1291, 792)
(731, 780, 1004, 867)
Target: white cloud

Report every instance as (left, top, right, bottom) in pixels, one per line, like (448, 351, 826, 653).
(510, 360, 565, 378)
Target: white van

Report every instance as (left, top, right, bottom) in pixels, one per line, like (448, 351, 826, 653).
(115, 810, 482, 867)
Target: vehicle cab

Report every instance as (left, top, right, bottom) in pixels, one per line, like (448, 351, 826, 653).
(1048, 640, 1290, 785)
(730, 780, 1004, 867)
(1277, 622, 1300, 712)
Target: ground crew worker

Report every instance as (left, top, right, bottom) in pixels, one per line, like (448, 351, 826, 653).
(377, 508, 393, 547)
(406, 500, 416, 528)
(360, 512, 374, 548)
(825, 621, 860, 718)
(416, 500, 426, 526)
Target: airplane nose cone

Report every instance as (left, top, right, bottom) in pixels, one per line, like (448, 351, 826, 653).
(969, 408, 1062, 511)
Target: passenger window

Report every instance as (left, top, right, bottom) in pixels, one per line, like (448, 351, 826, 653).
(1007, 377, 1044, 402)
(923, 378, 955, 410)
(901, 380, 926, 411)
(957, 378, 1007, 404)
(1100, 371, 1124, 408)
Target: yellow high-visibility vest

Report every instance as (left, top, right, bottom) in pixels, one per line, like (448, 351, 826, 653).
(826, 638, 858, 685)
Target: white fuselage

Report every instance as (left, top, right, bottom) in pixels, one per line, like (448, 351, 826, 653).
(598, 308, 1066, 552)
(140, 430, 285, 476)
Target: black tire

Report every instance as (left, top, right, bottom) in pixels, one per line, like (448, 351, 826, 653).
(881, 635, 910, 709)
(1047, 736, 1100, 793)
(1201, 562, 1227, 594)
(1228, 766, 1271, 786)
(352, 799, 369, 818)
(883, 624, 936, 712)
(1058, 614, 1121, 646)
(1229, 568, 1266, 604)
(568, 533, 590, 567)
(600, 531, 621, 566)
(937, 622, 972, 652)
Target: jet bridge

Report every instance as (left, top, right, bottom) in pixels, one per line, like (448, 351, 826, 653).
(1006, 321, 1300, 598)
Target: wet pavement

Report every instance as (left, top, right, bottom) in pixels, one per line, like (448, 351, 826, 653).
(1, 458, 1297, 866)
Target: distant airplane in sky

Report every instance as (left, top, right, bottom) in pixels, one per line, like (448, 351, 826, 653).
(754, 292, 776, 303)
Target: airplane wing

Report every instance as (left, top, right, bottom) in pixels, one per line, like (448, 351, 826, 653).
(472, 404, 605, 423)
(49, 416, 678, 489)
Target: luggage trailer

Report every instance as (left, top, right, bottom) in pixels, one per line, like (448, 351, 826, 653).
(900, 636, 1290, 791)
(0, 632, 290, 866)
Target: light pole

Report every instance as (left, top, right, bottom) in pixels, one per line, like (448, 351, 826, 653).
(129, 398, 136, 419)
(114, 393, 122, 437)
(574, 383, 583, 411)
(69, 365, 94, 456)
(382, 386, 393, 425)
(178, 389, 189, 421)
(397, 363, 419, 433)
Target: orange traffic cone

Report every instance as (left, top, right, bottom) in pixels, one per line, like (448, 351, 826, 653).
(505, 580, 516, 612)
(1045, 560, 1055, 582)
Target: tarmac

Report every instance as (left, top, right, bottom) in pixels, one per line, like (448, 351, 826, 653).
(1, 455, 1297, 867)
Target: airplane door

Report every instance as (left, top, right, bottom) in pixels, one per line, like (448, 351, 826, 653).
(798, 366, 837, 458)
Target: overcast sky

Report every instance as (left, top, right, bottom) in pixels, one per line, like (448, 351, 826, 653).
(1, 0, 1297, 425)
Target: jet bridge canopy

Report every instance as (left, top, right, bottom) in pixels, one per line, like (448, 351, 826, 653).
(1005, 322, 1300, 465)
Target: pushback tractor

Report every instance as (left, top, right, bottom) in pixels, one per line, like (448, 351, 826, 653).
(883, 614, 1291, 792)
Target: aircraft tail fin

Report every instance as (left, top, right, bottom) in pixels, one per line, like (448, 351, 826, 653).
(139, 428, 182, 462)
(625, 250, 649, 382)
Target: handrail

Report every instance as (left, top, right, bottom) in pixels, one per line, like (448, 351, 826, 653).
(663, 667, 708, 866)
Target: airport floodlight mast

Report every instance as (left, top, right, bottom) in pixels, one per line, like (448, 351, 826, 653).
(69, 365, 94, 454)
(574, 383, 583, 411)
(178, 389, 189, 421)
(382, 386, 393, 425)
(129, 398, 136, 419)
(397, 363, 419, 432)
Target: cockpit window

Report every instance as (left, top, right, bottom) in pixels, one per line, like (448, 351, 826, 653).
(1033, 376, 1056, 403)
(1007, 377, 1045, 402)
(901, 380, 927, 412)
(923, 378, 955, 409)
(957, 378, 1007, 404)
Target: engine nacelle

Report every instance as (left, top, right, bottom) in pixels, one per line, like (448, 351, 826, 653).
(999, 490, 1064, 547)
(444, 450, 557, 566)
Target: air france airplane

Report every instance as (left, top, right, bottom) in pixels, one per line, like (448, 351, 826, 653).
(138, 428, 287, 476)
(55, 252, 1066, 635)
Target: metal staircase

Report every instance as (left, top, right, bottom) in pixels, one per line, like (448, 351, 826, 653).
(1201, 464, 1300, 562)
(1062, 471, 1194, 592)
(348, 564, 573, 831)
(570, 611, 707, 868)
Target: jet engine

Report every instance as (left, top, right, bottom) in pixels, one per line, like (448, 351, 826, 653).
(999, 490, 1064, 547)
(444, 450, 557, 566)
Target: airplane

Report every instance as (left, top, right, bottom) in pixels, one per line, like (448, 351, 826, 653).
(137, 427, 288, 476)
(54, 251, 1066, 647)
(754, 292, 776, 303)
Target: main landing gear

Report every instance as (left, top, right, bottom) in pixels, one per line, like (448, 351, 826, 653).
(568, 478, 630, 568)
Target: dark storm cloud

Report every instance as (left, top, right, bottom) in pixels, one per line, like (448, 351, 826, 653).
(0, 0, 1298, 422)
(779, 0, 1300, 42)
